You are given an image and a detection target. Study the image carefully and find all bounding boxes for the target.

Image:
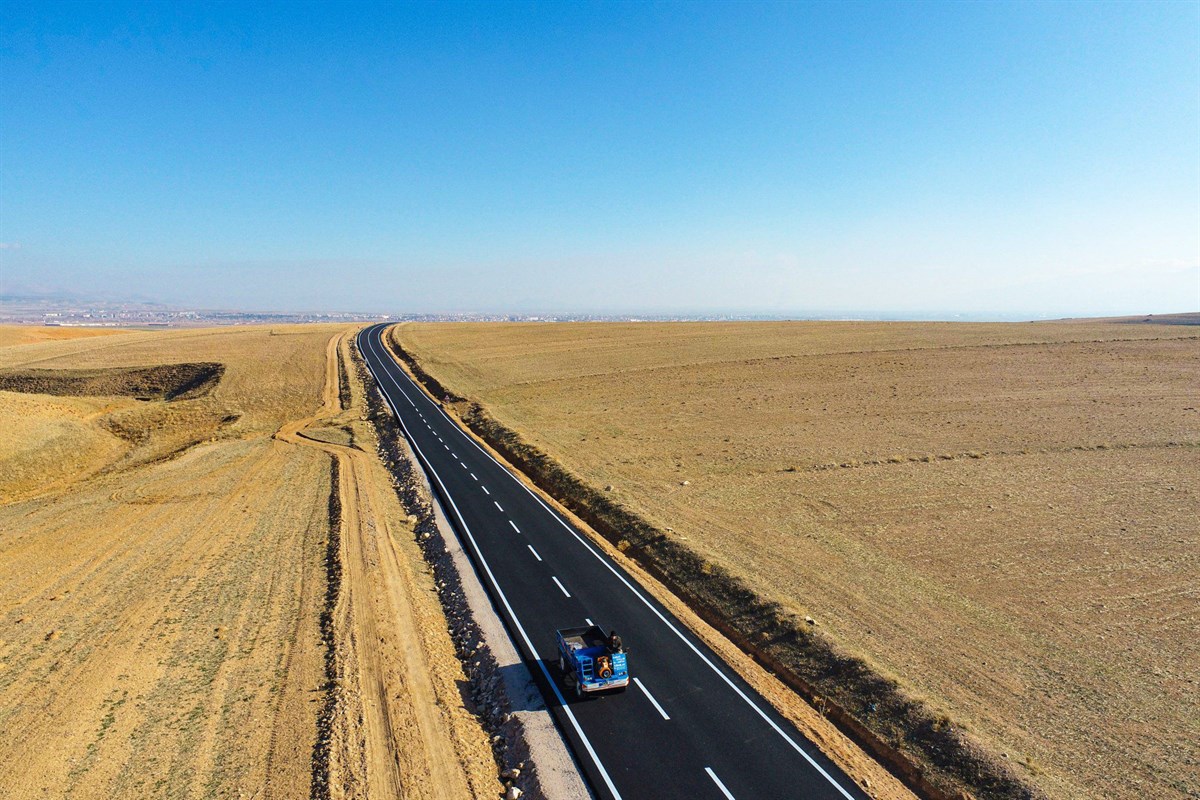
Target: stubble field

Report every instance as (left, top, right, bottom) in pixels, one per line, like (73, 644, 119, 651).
(394, 319, 1199, 800)
(0, 324, 496, 799)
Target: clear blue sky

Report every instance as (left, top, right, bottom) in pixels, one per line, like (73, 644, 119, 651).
(2, 1, 1197, 317)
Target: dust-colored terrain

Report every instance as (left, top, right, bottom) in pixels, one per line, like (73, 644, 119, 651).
(0, 324, 496, 799)
(0, 325, 132, 348)
(394, 320, 1200, 800)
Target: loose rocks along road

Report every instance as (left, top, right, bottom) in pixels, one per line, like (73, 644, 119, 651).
(360, 323, 874, 800)
(280, 331, 498, 800)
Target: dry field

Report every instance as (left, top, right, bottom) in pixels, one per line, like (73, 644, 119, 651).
(394, 320, 1200, 800)
(0, 324, 495, 799)
(0, 325, 132, 348)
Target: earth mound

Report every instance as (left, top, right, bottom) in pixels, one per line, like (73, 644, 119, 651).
(0, 362, 224, 401)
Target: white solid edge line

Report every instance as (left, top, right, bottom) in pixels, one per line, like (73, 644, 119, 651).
(528, 544, 542, 562)
(633, 677, 670, 721)
(509, 520, 520, 533)
(552, 576, 571, 598)
(359, 328, 624, 800)
(705, 767, 735, 800)
(367, 324, 857, 800)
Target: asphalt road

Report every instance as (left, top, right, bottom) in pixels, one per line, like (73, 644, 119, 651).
(358, 323, 871, 800)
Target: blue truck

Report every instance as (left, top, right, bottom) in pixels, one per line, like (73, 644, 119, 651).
(556, 624, 629, 697)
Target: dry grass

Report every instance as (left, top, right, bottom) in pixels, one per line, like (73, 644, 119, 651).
(0, 324, 496, 799)
(0, 326, 132, 348)
(394, 319, 1200, 800)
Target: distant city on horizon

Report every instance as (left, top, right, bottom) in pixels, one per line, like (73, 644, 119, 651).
(1, 288, 1196, 328)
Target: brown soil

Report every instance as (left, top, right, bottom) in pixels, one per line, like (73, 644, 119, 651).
(392, 320, 1200, 800)
(0, 324, 497, 799)
(280, 332, 499, 800)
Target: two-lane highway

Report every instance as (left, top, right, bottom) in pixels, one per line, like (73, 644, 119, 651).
(358, 323, 870, 800)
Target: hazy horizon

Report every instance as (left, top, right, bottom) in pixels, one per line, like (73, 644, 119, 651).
(2, 2, 1198, 318)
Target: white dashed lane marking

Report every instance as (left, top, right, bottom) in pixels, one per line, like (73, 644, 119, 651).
(359, 325, 857, 800)
(528, 545, 542, 562)
(706, 768, 735, 799)
(552, 576, 571, 598)
(635, 677, 671, 721)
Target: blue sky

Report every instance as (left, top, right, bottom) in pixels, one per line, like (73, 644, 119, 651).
(2, 1, 1197, 317)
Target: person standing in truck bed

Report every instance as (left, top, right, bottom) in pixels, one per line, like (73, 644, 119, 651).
(608, 630, 624, 653)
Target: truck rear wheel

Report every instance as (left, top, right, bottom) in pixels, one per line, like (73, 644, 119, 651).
(574, 678, 583, 698)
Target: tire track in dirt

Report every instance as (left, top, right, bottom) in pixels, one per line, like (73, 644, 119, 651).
(0, 437, 325, 799)
(1, 326, 336, 800)
(276, 332, 496, 800)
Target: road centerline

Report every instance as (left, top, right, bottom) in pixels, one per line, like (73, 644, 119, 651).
(706, 768, 735, 799)
(634, 677, 670, 721)
(396, 359, 858, 798)
(357, 329, 625, 800)
(359, 325, 864, 800)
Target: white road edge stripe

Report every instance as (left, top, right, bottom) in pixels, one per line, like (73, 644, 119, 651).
(365, 324, 857, 800)
(528, 545, 542, 562)
(634, 677, 670, 721)
(360, 329, 624, 800)
(705, 767, 735, 799)
(552, 576, 571, 598)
